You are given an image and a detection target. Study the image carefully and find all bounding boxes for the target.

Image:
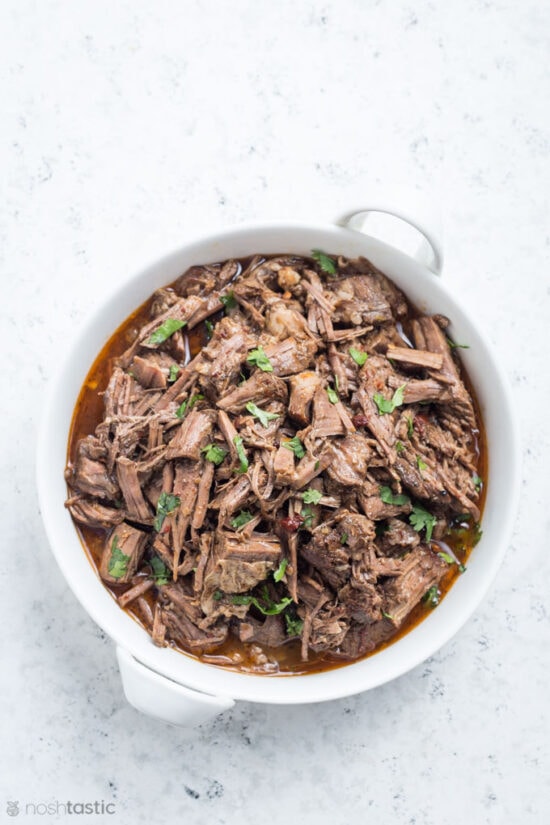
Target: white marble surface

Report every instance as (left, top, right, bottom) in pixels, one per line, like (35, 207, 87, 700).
(2, 1, 549, 822)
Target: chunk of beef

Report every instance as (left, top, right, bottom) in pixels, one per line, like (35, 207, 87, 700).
(264, 300, 312, 340)
(382, 546, 448, 625)
(311, 385, 344, 437)
(116, 457, 152, 522)
(195, 317, 254, 396)
(217, 371, 288, 413)
(335, 619, 395, 659)
(237, 614, 287, 647)
(65, 497, 125, 529)
(326, 434, 371, 486)
(376, 518, 421, 556)
(288, 371, 321, 425)
(328, 275, 393, 326)
(165, 409, 215, 461)
(130, 355, 168, 389)
(67, 437, 119, 500)
(99, 523, 148, 584)
(386, 345, 443, 371)
(263, 337, 318, 376)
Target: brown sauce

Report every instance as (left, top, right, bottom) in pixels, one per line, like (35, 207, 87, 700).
(67, 260, 487, 676)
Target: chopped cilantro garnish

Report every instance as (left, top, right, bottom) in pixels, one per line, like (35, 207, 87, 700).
(149, 555, 170, 586)
(379, 486, 410, 507)
(201, 443, 228, 465)
(230, 510, 254, 529)
(373, 384, 406, 415)
(107, 536, 130, 580)
(417, 456, 428, 472)
(273, 558, 288, 582)
(282, 436, 306, 459)
(146, 318, 186, 346)
(349, 347, 368, 367)
(312, 249, 337, 275)
(285, 613, 304, 636)
(396, 440, 405, 454)
(245, 401, 280, 428)
(423, 585, 440, 607)
(247, 346, 273, 372)
(220, 291, 237, 311)
(407, 416, 414, 437)
(175, 393, 204, 419)
(446, 337, 470, 350)
(327, 386, 339, 404)
(167, 364, 180, 383)
(154, 492, 181, 532)
(340, 532, 348, 546)
(233, 435, 249, 473)
(302, 488, 322, 505)
(409, 505, 437, 542)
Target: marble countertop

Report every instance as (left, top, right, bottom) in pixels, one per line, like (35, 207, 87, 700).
(2, 1, 549, 822)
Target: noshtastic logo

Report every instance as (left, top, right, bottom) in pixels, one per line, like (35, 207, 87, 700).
(5, 800, 116, 816)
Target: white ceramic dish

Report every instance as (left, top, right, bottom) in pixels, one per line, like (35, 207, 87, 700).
(36, 204, 521, 727)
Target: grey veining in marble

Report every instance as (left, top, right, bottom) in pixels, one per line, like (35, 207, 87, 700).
(1, 1, 549, 823)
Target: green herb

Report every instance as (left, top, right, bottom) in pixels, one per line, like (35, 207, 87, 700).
(273, 558, 288, 582)
(302, 488, 322, 505)
(314, 460, 320, 470)
(233, 435, 249, 473)
(473, 522, 483, 546)
(239, 372, 247, 385)
(220, 291, 237, 311)
(175, 393, 204, 419)
(382, 611, 394, 621)
(446, 337, 470, 350)
(327, 386, 339, 404)
(417, 456, 428, 472)
(373, 384, 406, 415)
(423, 585, 440, 607)
(458, 563, 467, 574)
(201, 443, 228, 465)
(407, 416, 414, 437)
(396, 440, 405, 454)
(312, 249, 337, 275)
(146, 318, 186, 346)
(205, 319, 214, 339)
(230, 510, 254, 529)
(154, 492, 181, 532)
(150, 556, 170, 586)
(409, 505, 437, 542)
(285, 613, 304, 636)
(340, 532, 348, 545)
(379, 486, 410, 507)
(245, 401, 280, 428)
(282, 436, 306, 459)
(301, 506, 314, 530)
(213, 589, 223, 601)
(231, 587, 293, 616)
(107, 536, 130, 580)
(438, 550, 455, 565)
(472, 473, 482, 493)
(247, 346, 273, 373)
(349, 347, 368, 367)
(168, 364, 180, 383)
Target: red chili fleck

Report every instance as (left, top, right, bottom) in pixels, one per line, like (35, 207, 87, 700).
(281, 514, 305, 532)
(352, 414, 369, 428)
(413, 414, 429, 436)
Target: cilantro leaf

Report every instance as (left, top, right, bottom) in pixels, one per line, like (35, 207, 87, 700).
(220, 291, 237, 311)
(327, 386, 339, 404)
(230, 510, 254, 529)
(146, 318, 186, 346)
(233, 435, 249, 473)
(373, 384, 407, 415)
(273, 558, 288, 582)
(312, 249, 337, 275)
(340, 532, 348, 545)
(379, 486, 410, 507)
(285, 612, 304, 636)
(407, 416, 414, 437)
(409, 505, 437, 542)
(396, 440, 405, 454)
(349, 347, 368, 367)
(154, 492, 181, 532)
(213, 589, 223, 601)
(473, 473, 482, 493)
(446, 337, 470, 350)
(168, 364, 180, 383)
(423, 585, 440, 607)
(201, 443, 228, 465)
(204, 319, 214, 339)
(416, 456, 428, 472)
(150, 555, 170, 586)
(438, 550, 455, 565)
(300, 506, 314, 530)
(247, 346, 273, 373)
(282, 436, 306, 459)
(175, 393, 204, 419)
(245, 401, 280, 428)
(231, 591, 293, 616)
(302, 488, 322, 505)
(107, 536, 130, 580)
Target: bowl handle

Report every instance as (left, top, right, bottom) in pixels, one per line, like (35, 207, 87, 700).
(116, 646, 235, 727)
(336, 195, 444, 276)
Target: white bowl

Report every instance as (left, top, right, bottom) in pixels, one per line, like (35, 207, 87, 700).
(36, 204, 521, 727)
